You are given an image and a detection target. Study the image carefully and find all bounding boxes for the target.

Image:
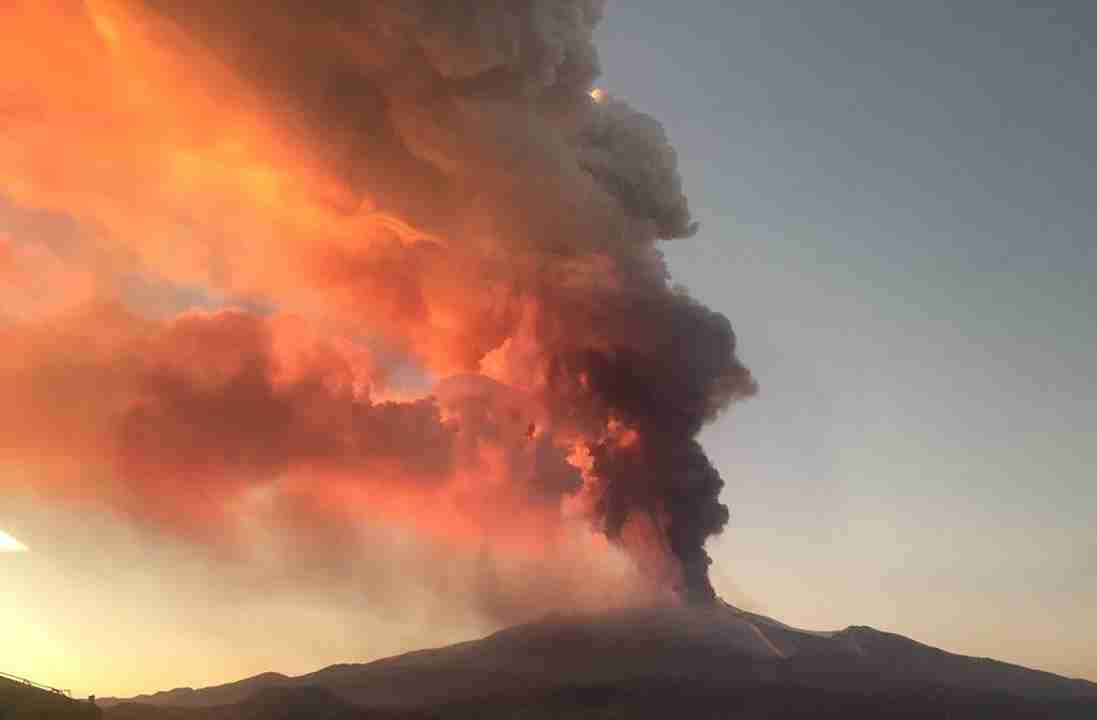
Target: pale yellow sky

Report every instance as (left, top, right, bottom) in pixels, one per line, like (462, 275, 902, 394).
(1, 500, 493, 698)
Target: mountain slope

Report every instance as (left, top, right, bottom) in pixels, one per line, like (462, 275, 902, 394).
(0, 675, 101, 720)
(102, 603, 1097, 717)
(101, 674, 292, 710)
(105, 687, 361, 720)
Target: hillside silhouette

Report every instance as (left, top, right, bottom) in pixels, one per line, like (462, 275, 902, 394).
(97, 604, 1097, 719)
(0, 674, 100, 720)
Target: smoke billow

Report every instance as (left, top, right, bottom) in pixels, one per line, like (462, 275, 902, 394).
(0, 1, 755, 611)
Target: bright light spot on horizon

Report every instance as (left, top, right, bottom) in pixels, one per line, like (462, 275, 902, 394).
(590, 87, 606, 103)
(0, 530, 28, 552)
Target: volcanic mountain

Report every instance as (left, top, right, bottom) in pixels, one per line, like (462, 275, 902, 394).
(99, 602, 1097, 719)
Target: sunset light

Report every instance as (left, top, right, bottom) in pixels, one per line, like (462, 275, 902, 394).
(0, 530, 27, 552)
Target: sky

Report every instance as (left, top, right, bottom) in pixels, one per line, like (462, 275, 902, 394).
(595, 0, 1096, 680)
(2, 0, 1095, 697)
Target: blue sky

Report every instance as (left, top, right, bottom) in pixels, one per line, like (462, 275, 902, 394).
(597, 0, 1095, 678)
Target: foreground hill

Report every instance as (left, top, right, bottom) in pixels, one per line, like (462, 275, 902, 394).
(102, 603, 1097, 718)
(103, 674, 293, 711)
(0, 675, 101, 720)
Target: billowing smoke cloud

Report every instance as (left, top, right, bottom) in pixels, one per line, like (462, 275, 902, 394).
(1, 0, 755, 610)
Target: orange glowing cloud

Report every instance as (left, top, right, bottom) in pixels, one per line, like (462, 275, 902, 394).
(1, 0, 755, 610)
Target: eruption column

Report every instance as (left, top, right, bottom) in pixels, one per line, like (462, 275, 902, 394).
(0, 0, 756, 608)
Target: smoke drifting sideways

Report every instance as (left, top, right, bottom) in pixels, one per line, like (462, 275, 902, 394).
(0, 0, 756, 616)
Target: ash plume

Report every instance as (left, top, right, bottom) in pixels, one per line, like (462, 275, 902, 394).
(1, 1, 755, 608)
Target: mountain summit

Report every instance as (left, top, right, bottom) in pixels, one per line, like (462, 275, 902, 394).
(101, 603, 1097, 718)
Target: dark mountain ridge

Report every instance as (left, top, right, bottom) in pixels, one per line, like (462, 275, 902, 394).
(0, 675, 101, 720)
(99, 603, 1097, 718)
(102, 674, 292, 710)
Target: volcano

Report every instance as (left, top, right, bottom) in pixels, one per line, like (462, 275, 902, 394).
(99, 603, 1097, 719)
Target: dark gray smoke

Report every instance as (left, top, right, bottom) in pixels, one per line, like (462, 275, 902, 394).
(4, 0, 757, 605)
(136, 0, 758, 602)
